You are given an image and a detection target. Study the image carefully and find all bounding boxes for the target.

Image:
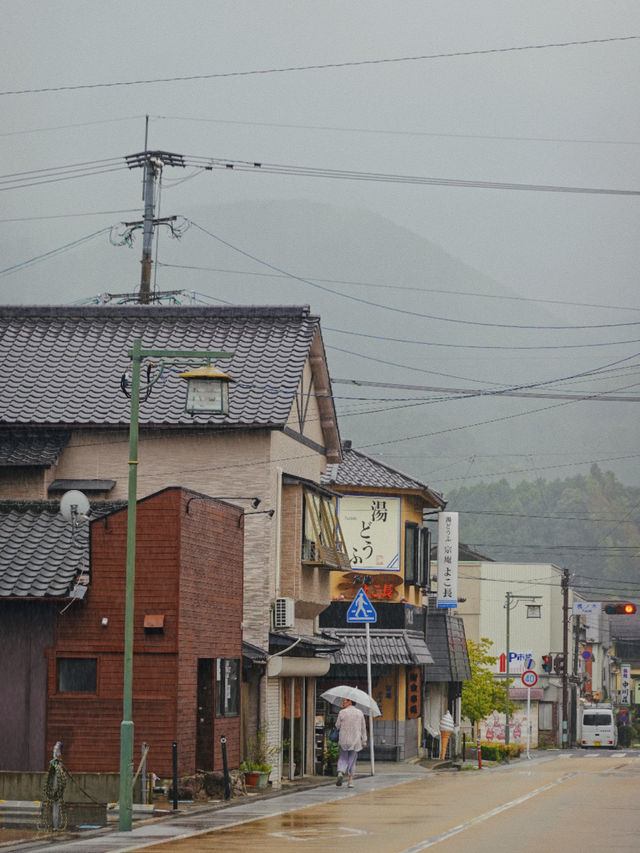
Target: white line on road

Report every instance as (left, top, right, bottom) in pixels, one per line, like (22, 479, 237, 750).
(398, 773, 576, 852)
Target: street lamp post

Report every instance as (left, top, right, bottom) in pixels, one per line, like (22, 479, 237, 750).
(119, 340, 232, 831)
(504, 592, 542, 747)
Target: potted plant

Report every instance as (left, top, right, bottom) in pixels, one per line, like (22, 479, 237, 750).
(240, 730, 276, 790)
(323, 740, 339, 776)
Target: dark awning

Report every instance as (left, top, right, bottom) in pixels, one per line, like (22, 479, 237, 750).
(323, 629, 433, 666)
(426, 610, 471, 682)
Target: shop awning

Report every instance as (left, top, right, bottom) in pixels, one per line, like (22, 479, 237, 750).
(426, 610, 472, 682)
(323, 629, 434, 666)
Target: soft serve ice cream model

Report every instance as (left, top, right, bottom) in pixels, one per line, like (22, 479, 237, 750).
(439, 711, 454, 759)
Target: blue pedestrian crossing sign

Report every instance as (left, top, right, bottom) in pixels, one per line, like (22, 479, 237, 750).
(346, 588, 377, 623)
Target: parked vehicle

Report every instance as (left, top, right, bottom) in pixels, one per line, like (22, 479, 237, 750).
(579, 703, 618, 749)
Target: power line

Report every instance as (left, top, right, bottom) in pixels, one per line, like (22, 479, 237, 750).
(189, 221, 640, 330)
(3, 35, 637, 96)
(331, 376, 640, 403)
(156, 262, 640, 315)
(185, 154, 640, 197)
(0, 115, 145, 137)
(0, 209, 139, 223)
(0, 228, 112, 276)
(326, 327, 640, 353)
(151, 113, 640, 147)
(455, 509, 639, 523)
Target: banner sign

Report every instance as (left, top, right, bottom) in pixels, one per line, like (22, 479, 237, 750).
(572, 602, 600, 615)
(621, 664, 631, 705)
(337, 495, 401, 571)
(437, 512, 458, 608)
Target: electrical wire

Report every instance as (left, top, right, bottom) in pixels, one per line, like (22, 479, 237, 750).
(185, 154, 640, 197)
(188, 221, 640, 331)
(0, 164, 129, 191)
(2, 35, 637, 96)
(156, 262, 640, 315)
(0, 227, 112, 276)
(326, 327, 640, 352)
(0, 208, 139, 223)
(0, 115, 146, 137)
(150, 113, 640, 147)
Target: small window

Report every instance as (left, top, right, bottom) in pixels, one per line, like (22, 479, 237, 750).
(216, 658, 240, 717)
(420, 527, 432, 589)
(58, 658, 97, 693)
(404, 523, 419, 584)
(302, 490, 350, 569)
(405, 524, 429, 586)
(538, 701, 553, 730)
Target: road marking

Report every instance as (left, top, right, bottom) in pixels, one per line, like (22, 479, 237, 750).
(398, 773, 576, 852)
(270, 826, 369, 841)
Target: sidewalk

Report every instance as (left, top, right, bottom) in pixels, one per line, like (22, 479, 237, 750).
(0, 759, 449, 853)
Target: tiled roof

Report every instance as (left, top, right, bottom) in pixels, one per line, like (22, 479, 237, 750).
(323, 441, 445, 506)
(323, 629, 434, 666)
(0, 500, 123, 598)
(0, 305, 334, 435)
(426, 611, 471, 681)
(48, 479, 116, 493)
(0, 429, 70, 466)
(270, 632, 344, 654)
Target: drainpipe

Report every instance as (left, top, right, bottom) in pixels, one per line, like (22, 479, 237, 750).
(274, 467, 283, 598)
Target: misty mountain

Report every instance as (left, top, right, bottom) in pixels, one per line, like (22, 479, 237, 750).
(5, 198, 638, 490)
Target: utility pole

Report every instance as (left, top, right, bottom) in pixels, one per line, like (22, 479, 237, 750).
(562, 567, 569, 748)
(124, 122, 185, 303)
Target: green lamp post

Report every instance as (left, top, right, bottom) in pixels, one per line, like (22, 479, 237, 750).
(119, 340, 233, 831)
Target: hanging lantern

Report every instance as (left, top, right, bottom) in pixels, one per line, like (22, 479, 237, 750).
(179, 365, 233, 415)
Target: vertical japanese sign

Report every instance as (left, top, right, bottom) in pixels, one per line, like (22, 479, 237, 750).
(620, 663, 631, 705)
(437, 512, 458, 608)
(337, 495, 401, 571)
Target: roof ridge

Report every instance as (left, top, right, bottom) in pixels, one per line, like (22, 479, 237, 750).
(0, 304, 314, 319)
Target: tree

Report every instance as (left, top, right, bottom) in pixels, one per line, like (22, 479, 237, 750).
(461, 638, 512, 739)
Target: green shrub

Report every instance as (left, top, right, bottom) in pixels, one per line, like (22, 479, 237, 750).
(479, 742, 522, 761)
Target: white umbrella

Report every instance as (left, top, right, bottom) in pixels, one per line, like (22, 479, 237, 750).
(320, 685, 381, 716)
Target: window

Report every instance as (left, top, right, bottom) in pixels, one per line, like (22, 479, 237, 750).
(216, 658, 240, 717)
(421, 526, 432, 589)
(538, 702, 553, 730)
(405, 524, 430, 587)
(302, 490, 351, 570)
(583, 712, 613, 727)
(404, 523, 419, 584)
(58, 658, 97, 693)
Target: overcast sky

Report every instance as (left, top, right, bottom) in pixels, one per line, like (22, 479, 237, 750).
(2, 1, 639, 488)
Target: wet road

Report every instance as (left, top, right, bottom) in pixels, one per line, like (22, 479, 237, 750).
(134, 751, 640, 853)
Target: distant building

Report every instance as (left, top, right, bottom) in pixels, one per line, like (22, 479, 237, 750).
(319, 441, 470, 761)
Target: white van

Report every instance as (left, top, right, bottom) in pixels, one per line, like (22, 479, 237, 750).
(579, 703, 618, 749)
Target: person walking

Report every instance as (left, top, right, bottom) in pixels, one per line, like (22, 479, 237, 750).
(335, 696, 367, 788)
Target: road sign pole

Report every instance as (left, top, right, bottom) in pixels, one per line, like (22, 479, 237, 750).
(365, 621, 375, 776)
(526, 686, 531, 759)
(346, 588, 377, 776)
(520, 670, 537, 760)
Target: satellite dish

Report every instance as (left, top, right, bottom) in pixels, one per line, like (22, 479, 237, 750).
(60, 490, 91, 522)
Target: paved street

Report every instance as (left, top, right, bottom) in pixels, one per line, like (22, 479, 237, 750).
(5, 751, 639, 853)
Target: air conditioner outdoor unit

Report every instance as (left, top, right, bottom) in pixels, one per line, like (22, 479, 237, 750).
(273, 597, 295, 630)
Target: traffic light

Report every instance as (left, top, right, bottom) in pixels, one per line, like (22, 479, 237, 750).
(542, 654, 552, 673)
(554, 653, 565, 675)
(603, 602, 637, 615)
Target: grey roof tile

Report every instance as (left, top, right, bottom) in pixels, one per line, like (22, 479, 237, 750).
(324, 629, 433, 666)
(426, 611, 471, 681)
(0, 499, 123, 598)
(322, 441, 445, 506)
(0, 305, 326, 430)
(0, 429, 70, 466)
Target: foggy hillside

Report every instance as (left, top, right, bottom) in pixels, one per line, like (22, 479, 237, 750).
(4, 198, 638, 491)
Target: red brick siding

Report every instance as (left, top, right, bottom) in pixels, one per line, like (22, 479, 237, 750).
(46, 487, 244, 776)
